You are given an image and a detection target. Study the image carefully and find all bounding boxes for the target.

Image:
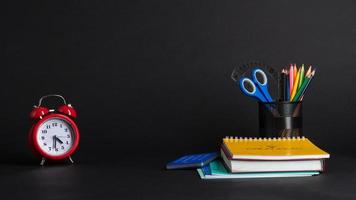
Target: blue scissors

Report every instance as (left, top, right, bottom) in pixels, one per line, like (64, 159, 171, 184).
(238, 68, 273, 102)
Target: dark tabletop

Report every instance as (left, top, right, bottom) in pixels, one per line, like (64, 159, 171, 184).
(0, 151, 354, 200)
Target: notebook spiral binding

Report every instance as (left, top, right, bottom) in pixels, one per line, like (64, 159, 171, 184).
(224, 136, 306, 142)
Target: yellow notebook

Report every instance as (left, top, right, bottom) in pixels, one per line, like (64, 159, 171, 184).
(222, 136, 329, 160)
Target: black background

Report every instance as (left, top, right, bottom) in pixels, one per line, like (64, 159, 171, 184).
(2, 0, 356, 199)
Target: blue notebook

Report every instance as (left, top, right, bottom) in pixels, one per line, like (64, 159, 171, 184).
(166, 152, 218, 169)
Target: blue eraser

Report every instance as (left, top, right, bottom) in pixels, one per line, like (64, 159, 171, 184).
(166, 152, 219, 170)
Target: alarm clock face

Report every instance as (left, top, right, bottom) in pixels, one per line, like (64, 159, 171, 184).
(36, 118, 76, 156)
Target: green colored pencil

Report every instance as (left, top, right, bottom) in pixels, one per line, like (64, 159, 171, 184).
(292, 76, 310, 102)
(293, 70, 315, 102)
(299, 64, 305, 89)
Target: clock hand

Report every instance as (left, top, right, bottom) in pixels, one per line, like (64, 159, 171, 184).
(55, 136, 64, 144)
(53, 136, 56, 149)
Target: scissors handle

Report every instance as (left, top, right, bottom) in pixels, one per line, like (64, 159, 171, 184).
(238, 76, 279, 116)
(252, 68, 273, 102)
(239, 78, 269, 102)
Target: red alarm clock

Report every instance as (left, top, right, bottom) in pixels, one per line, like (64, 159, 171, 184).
(28, 94, 80, 165)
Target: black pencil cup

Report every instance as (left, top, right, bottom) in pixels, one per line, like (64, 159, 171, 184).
(258, 101, 303, 137)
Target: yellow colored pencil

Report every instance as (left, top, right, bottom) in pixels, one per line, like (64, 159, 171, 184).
(290, 67, 300, 101)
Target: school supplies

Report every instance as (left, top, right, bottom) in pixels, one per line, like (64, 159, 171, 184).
(231, 61, 280, 103)
(299, 70, 315, 101)
(222, 136, 329, 160)
(233, 63, 316, 103)
(279, 64, 316, 102)
(279, 69, 286, 101)
(231, 62, 317, 137)
(292, 70, 315, 101)
(197, 160, 319, 179)
(306, 66, 312, 77)
(286, 70, 290, 101)
(167, 62, 323, 180)
(221, 137, 329, 173)
(166, 152, 218, 169)
(290, 67, 300, 100)
(289, 64, 294, 95)
(299, 65, 305, 88)
(238, 68, 273, 102)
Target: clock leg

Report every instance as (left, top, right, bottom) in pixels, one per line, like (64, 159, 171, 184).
(40, 157, 46, 166)
(68, 156, 74, 164)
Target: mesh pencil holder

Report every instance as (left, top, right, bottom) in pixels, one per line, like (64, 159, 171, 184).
(258, 101, 303, 137)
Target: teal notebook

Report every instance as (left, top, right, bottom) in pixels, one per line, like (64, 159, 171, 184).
(197, 160, 320, 179)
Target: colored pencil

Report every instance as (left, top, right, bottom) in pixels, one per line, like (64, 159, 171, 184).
(292, 73, 311, 101)
(286, 70, 290, 101)
(284, 69, 288, 101)
(305, 66, 312, 77)
(293, 64, 297, 80)
(296, 70, 315, 101)
(289, 64, 294, 95)
(279, 69, 286, 101)
(290, 67, 300, 100)
(299, 64, 305, 89)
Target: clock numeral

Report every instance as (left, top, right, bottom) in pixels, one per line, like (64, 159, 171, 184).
(41, 130, 47, 134)
(48, 147, 52, 151)
(60, 124, 63, 128)
(41, 136, 45, 140)
(55, 148, 59, 152)
(66, 141, 69, 145)
(52, 123, 58, 127)
(64, 128, 68, 132)
(61, 146, 64, 150)
(67, 134, 70, 138)
(43, 143, 47, 146)
(46, 125, 51, 129)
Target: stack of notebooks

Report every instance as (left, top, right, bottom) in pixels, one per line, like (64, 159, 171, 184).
(198, 136, 330, 179)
